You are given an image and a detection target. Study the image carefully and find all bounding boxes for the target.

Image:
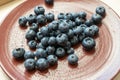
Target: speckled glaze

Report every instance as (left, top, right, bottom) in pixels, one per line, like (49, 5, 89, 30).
(1, 0, 120, 80)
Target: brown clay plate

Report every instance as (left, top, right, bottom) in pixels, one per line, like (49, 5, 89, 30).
(1, 0, 120, 80)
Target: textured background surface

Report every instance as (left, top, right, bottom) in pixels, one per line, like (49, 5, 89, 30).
(0, 0, 120, 80)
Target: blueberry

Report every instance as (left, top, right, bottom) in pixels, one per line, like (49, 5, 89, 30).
(85, 19, 93, 27)
(24, 59, 36, 71)
(51, 21, 59, 30)
(71, 12, 79, 21)
(90, 25, 99, 35)
(36, 15, 47, 25)
(18, 16, 27, 27)
(41, 37, 49, 47)
(57, 13, 65, 20)
(54, 30, 61, 37)
(30, 23, 39, 32)
(78, 33, 86, 42)
(45, 0, 54, 5)
(28, 40, 37, 49)
(34, 6, 45, 15)
(12, 48, 25, 59)
(96, 6, 105, 17)
(46, 46, 55, 55)
(48, 36, 56, 46)
(40, 26, 49, 36)
(67, 48, 74, 55)
(34, 48, 47, 59)
(70, 36, 79, 46)
(24, 51, 35, 59)
(67, 54, 78, 65)
(55, 47, 65, 58)
(82, 37, 96, 50)
(27, 14, 36, 25)
(84, 27, 95, 37)
(73, 26, 83, 35)
(25, 30, 36, 41)
(56, 34, 68, 46)
(59, 22, 69, 33)
(47, 55, 58, 66)
(78, 11, 87, 19)
(79, 24, 88, 30)
(36, 31, 44, 41)
(75, 17, 85, 26)
(36, 58, 49, 71)
(92, 14, 102, 24)
(64, 13, 73, 20)
(67, 29, 74, 38)
(36, 43, 46, 49)
(45, 13, 54, 22)
(64, 20, 75, 29)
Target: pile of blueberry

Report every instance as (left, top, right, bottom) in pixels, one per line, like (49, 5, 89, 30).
(12, 4, 105, 71)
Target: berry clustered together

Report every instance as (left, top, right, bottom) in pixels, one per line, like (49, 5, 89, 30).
(12, 5, 106, 71)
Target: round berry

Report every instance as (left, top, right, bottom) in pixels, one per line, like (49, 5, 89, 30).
(64, 13, 73, 20)
(75, 17, 85, 26)
(28, 40, 37, 49)
(82, 37, 96, 50)
(55, 47, 65, 58)
(78, 33, 86, 42)
(71, 12, 79, 21)
(68, 54, 78, 65)
(25, 30, 36, 41)
(67, 29, 74, 38)
(40, 26, 49, 36)
(78, 11, 87, 19)
(18, 16, 27, 27)
(36, 43, 46, 49)
(45, 13, 54, 22)
(96, 6, 105, 17)
(73, 26, 83, 35)
(46, 46, 55, 55)
(34, 48, 47, 59)
(41, 37, 49, 47)
(59, 22, 69, 33)
(92, 14, 102, 24)
(85, 19, 93, 27)
(12, 48, 25, 59)
(67, 48, 74, 55)
(24, 59, 36, 71)
(90, 25, 99, 35)
(47, 55, 58, 66)
(36, 58, 49, 71)
(30, 23, 38, 32)
(48, 36, 56, 46)
(27, 14, 36, 25)
(36, 31, 44, 41)
(70, 36, 79, 46)
(36, 15, 47, 25)
(24, 51, 35, 59)
(34, 6, 45, 15)
(45, 0, 54, 5)
(57, 13, 65, 20)
(84, 27, 95, 37)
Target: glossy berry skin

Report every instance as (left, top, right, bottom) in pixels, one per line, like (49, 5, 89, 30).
(25, 30, 36, 41)
(47, 55, 58, 66)
(36, 43, 46, 49)
(90, 25, 99, 35)
(45, 0, 54, 5)
(67, 48, 74, 55)
(66, 20, 76, 29)
(28, 40, 37, 49)
(24, 59, 36, 71)
(24, 51, 35, 59)
(59, 22, 69, 33)
(48, 36, 56, 46)
(40, 26, 49, 36)
(64, 13, 73, 20)
(78, 11, 87, 19)
(75, 18, 85, 26)
(36, 31, 44, 41)
(51, 21, 59, 30)
(73, 26, 83, 35)
(27, 14, 36, 25)
(57, 13, 65, 20)
(79, 24, 88, 31)
(34, 48, 47, 59)
(71, 12, 79, 21)
(85, 19, 93, 27)
(46, 46, 55, 55)
(82, 37, 96, 50)
(45, 13, 54, 22)
(34, 6, 45, 15)
(55, 47, 65, 58)
(67, 54, 78, 65)
(41, 37, 49, 47)
(67, 29, 74, 39)
(56, 34, 68, 46)
(30, 23, 38, 32)
(96, 6, 105, 17)
(36, 15, 47, 25)
(18, 16, 27, 27)
(92, 14, 102, 24)
(64, 41, 71, 50)
(36, 58, 49, 71)
(12, 48, 25, 59)
(70, 36, 79, 46)
(84, 27, 95, 37)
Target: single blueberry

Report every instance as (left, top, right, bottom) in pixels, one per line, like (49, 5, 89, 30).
(24, 59, 36, 71)
(18, 16, 27, 27)
(67, 29, 74, 39)
(47, 55, 58, 66)
(84, 27, 96, 37)
(59, 22, 69, 33)
(36, 31, 44, 41)
(40, 26, 49, 36)
(57, 13, 65, 20)
(28, 40, 37, 49)
(36, 15, 47, 25)
(90, 25, 99, 35)
(96, 6, 106, 17)
(30, 23, 39, 32)
(48, 36, 56, 46)
(55, 47, 65, 58)
(45, 13, 54, 22)
(34, 6, 45, 15)
(78, 11, 87, 19)
(27, 14, 36, 25)
(24, 51, 35, 59)
(25, 30, 36, 41)
(85, 19, 93, 27)
(45, 0, 54, 5)
(75, 17, 85, 26)
(67, 54, 78, 65)
(41, 37, 49, 47)
(46, 46, 55, 55)
(92, 14, 102, 24)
